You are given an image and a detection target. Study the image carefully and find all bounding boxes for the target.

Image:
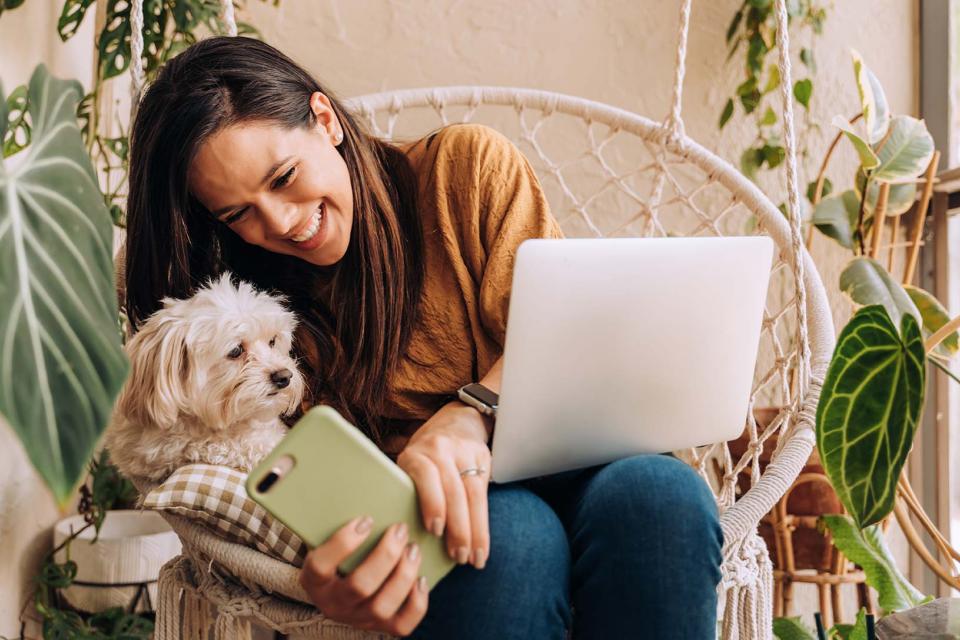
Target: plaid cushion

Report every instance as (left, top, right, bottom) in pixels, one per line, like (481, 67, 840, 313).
(142, 464, 307, 566)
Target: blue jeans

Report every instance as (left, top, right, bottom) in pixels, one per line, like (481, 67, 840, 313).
(406, 454, 723, 639)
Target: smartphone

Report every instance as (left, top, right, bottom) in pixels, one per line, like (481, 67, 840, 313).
(245, 405, 457, 590)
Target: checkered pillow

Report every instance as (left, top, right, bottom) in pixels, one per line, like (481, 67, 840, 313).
(142, 464, 307, 566)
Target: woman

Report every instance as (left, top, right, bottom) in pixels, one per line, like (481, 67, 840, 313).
(125, 36, 722, 639)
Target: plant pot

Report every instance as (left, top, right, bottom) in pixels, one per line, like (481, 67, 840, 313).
(53, 509, 181, 613)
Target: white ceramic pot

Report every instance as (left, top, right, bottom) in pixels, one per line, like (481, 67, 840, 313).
(53, 509, 181, 613)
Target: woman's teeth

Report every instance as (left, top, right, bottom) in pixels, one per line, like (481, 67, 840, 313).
(291, 205, 324, 243)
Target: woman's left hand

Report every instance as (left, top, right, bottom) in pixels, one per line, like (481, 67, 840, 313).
(396, 401, 492, 570)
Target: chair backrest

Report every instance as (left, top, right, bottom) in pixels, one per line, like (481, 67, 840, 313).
(344, 87, 835, 537)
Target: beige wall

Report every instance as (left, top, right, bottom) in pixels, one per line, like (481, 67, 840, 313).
(0, 0, 919, 633)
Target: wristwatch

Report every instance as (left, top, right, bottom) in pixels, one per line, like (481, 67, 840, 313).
(456, 383, 499, 418)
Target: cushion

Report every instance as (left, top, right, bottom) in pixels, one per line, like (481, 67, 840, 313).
(142, 463, 307, 565)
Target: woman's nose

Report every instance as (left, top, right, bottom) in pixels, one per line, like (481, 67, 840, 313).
(260, 199, 300, 238)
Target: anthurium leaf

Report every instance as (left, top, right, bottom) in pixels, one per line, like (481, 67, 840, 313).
(904, 285, 959, 356)
(851, 49, 891, 145)
(773, 617, 817, 640)
(839, 257, 921, 335)
(812, 190, 859, 249)
(0, 65, 129, 506)
(816, 305, 925, 528)
(872, 115, 935, 183)
(821, 516, 927, 613)
(833, 115, 880, 170)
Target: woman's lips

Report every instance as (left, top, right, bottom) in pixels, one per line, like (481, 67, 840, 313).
(289, 203, 327, 250)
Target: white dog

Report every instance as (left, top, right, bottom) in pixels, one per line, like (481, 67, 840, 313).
(107, 273, 305, 481)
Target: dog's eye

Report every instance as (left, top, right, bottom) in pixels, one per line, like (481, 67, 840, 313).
(269, 335, 277, 348)
(227, 344, 244, 359)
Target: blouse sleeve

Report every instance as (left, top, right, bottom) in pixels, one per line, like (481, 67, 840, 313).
(444, 125, 565, 348)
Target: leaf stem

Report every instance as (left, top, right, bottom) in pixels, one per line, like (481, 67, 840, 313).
(856, 173, 871, 255)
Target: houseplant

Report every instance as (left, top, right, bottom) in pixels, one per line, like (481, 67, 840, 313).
(0, 2, 280, 635)
(770, 50, 960, 639)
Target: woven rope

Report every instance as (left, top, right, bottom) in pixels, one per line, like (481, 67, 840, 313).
(662, 0, 692, 144)
(128, 0, 236, 122)
(774, 0, 811, 399)
(129, 0, 145, 121)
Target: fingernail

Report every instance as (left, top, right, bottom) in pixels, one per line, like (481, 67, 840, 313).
(394, 522, 408, 540)
(417, 576, 428, 592)
(473, 548, 486, 569)
(430, 517, 444, 537)
(355, 516, 373, 534)
(406, 542, 420, 562)
(456, 546, 470, 564)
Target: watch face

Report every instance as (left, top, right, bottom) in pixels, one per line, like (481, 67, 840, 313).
(463, 383, 499, 407)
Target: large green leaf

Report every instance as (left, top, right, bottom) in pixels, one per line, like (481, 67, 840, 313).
(839, 257, 921, 335)
(812, 190, 860, 249)
(0, 65, 129, 506)
(904, 285, 959, 357)
(851, 49, 891, 145)
(833, 116, 879, 170)
(872, 115, 935, 183)
(772, 617, 817, 640)
(821, 515, 927, 613)
(828, 608, 869, 640)
(816, 305, 925, 528)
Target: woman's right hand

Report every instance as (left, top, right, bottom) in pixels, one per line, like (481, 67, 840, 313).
(299, 515, 429, 636)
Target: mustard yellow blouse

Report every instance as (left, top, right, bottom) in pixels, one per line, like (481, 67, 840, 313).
(377, 123, 565, 457)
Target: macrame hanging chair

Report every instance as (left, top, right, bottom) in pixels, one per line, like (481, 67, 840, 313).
(132, 0, 836, 638)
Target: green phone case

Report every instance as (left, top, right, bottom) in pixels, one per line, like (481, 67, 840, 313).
(245, 405, 457, 590)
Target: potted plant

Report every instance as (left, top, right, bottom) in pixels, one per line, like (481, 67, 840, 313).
(0, 2, 279, 635)
(767, 50, 960, 639)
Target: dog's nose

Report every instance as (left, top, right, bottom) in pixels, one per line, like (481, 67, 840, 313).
(270, 369, 292, 389)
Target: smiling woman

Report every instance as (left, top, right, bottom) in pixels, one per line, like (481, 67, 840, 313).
(186, 106, 354, 265)
(124, 36, 425, 450)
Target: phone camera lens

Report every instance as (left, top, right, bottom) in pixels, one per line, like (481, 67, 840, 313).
(257, 471, 280, 493)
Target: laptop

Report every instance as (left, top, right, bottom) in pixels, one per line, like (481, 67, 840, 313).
(489, 236, 775, 484)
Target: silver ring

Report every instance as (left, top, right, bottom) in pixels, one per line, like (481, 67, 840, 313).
(459, 467, 487, 478)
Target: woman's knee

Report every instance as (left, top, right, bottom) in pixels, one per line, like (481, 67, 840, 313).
(576, 454, 723, 553)
(483, 484, 571, 588)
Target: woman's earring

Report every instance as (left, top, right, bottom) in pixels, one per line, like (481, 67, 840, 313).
(333, 130, 343, 146)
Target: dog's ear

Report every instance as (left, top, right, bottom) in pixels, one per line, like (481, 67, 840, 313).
(116, 314, 190, 429)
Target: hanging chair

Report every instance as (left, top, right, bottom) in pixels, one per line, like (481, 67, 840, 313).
(134, 0, 836, 638)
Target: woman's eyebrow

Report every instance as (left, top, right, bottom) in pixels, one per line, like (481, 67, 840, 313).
(210, 155, 294, 217)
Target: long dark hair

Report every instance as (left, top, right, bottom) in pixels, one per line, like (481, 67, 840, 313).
(124, 36, 425, 446)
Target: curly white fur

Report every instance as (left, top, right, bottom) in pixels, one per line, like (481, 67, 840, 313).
(107, 273, 305, 481)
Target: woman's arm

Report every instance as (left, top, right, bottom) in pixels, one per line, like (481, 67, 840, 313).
(442, 355, 503, 446)
(395, 355, 503, 570)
